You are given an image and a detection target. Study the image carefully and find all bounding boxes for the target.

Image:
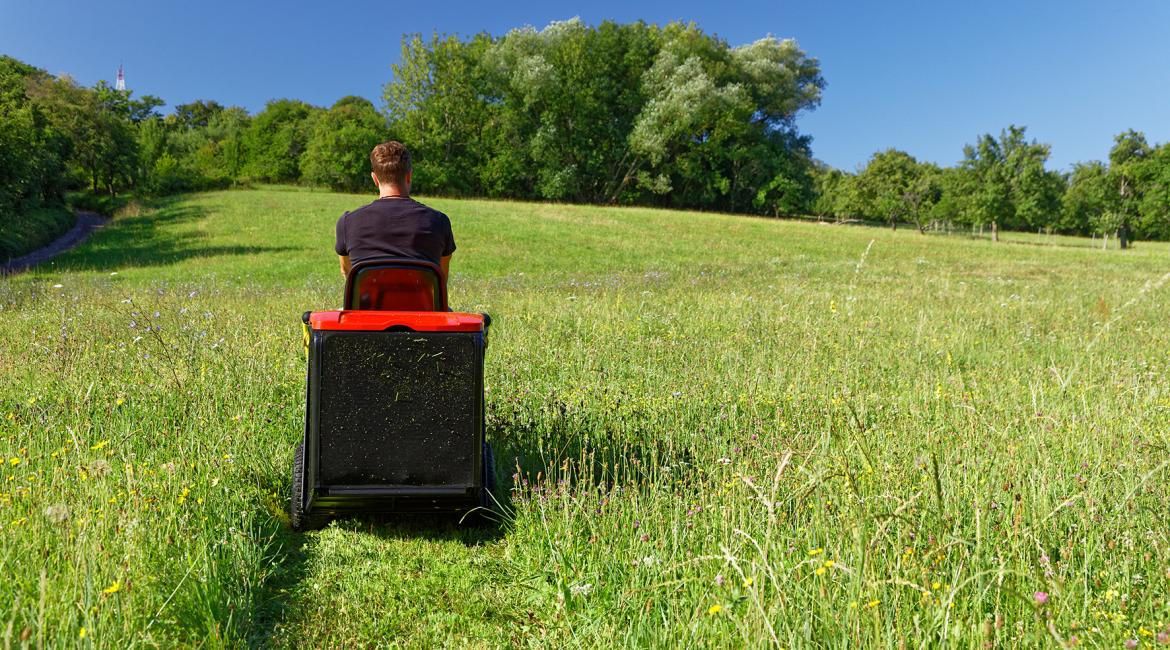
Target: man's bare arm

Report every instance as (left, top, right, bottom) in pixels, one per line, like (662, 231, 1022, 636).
(440, 254, 452, 284)
(339, 255, 351, 279)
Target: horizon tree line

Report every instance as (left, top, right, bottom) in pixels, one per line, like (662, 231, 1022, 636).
(2, 19, 1168, 247)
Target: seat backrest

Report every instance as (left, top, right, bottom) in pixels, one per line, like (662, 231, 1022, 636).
(344, 257, 447, 311)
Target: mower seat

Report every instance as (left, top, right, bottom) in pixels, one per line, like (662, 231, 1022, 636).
(344, 257, 447, 312)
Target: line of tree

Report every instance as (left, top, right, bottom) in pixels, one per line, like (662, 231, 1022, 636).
(3, 19, 1169, 249)
(0, 20, 826, 223)
(814, 127, 1170, 246)
(0, 54, 392, 217)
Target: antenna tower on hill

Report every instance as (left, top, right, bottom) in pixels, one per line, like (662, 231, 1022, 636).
(116, 64, 126, 91)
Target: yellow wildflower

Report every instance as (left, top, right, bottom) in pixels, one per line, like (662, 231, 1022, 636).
(866, 599, 880, 609)
(102, 581, 121, 594)
(115, 398, 125, 407)
(815, 567, 827, 576)
(8, 457, 19, 466)
(932, 581, 941, 590)
(79, 627, 86, 639)
(808, 548, 823, 556)
(26, 397, 36, 406)
(707, 604, 722, 616)
(823, 560, 835, 568)
(91, 440, 109, 451)
(742, 578, 753, 587)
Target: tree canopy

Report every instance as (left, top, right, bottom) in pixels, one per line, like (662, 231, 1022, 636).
(2, 21, 1169, 248)
(383, 19, 824, 214)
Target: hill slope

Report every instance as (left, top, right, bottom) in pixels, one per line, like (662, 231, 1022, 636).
(1, 188, 1168, 647)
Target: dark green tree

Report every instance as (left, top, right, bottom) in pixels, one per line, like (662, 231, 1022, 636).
(242, 99, 320, 183)
(1107, 130, 1151, 248)
(1060, 161, 1111, 236)
(853, 149, 940, 231)
(172, 100, 225, 130)
(301, 97, 389, 192)
(958, 126, 1060, 240)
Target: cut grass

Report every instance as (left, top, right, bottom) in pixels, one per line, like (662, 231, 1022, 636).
(1, 188, 1168, 647)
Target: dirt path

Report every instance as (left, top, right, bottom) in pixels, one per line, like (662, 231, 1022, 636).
(1, 211, 108, 275)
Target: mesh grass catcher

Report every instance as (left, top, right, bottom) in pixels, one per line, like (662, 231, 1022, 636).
(291, 258, 495, 530)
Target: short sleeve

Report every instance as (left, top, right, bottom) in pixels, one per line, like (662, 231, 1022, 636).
(442, 215, 456, 257)
(334, 213, 348, 256)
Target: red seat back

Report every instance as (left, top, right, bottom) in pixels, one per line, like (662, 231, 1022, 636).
(345, 258, 447, 311)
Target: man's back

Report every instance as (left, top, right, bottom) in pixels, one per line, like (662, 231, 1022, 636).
(334, 197, 456, 267)
(336, 140, 455, 283)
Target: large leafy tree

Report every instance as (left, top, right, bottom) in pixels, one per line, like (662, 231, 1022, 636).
(0, 56, 70, 217)
(382, 20, 823, 214)
(1054, 133, 1170, 246)
(929, 166, 978, 229)
(172, 100, 225, 130)
(26, 76, 160, 196)
(809, 165, 848, 220)
(301, 97, 389, 192)
(1107, 130, 1151, 248)
(852, 149, 940, 231)
(486, 19, 661, 202)
(1061, 161, 1112, 235)
(1135, 143, 1170, 240)
(242, 99, 321, 183)
(958, 126, 1061, 240)
(626, 28, 822, 212)
(386, 32, 501, 196)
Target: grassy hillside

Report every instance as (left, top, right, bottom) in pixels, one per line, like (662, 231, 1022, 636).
(0, 206, 75, 262)
(1, 188, 1168, 647)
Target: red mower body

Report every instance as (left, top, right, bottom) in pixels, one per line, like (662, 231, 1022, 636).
(308, 310, 486, 333)
(290, 258, 494, 530)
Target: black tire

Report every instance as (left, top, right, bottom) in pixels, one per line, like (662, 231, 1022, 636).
(290, 443, 307, 532)
(480, 442, 497, 510)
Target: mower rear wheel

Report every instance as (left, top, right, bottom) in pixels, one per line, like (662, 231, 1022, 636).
(290, 442, 307, 532)
(480, 442, 497, 510)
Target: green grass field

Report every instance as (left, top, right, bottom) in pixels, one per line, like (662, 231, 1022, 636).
(2, 187, 1168, 648)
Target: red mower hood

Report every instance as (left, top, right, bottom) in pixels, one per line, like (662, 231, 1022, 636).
(308, 311, 485, 333)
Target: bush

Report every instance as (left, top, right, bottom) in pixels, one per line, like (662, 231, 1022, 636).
(66, 191, 123, 215)
(145, 153, 232, 196)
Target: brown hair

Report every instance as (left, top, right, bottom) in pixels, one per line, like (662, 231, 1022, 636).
(370, 141, 412, 186)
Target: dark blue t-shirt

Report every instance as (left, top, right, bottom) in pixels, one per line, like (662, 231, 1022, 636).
(334, 197, 456, 265)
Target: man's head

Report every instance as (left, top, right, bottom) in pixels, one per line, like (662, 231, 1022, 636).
(370, 141, 412, 193)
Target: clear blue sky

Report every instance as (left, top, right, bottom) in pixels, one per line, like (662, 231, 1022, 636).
(2, 0, 1167, 172)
